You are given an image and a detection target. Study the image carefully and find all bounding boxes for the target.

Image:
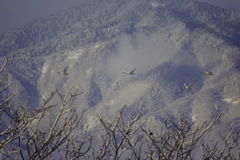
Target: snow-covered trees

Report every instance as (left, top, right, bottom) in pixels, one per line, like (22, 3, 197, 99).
(0, 56, 239, 159)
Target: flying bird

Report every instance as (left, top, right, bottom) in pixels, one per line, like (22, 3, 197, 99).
(201, 71, 213, 75)
(57, 66, 69, 75)
(122, 68, 136, 75)
(184, 83, 193, 90)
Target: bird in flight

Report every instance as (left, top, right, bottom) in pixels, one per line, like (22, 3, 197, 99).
(57, 66, 69, 75)
(201, 71, 213, 75)
(184, 83, 193, 90)
(122, 68, 136, 75)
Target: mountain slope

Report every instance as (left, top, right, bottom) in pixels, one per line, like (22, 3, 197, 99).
(1, 0, 240, 138)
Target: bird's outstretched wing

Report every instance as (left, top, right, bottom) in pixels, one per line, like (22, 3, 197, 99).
(122, 68, 136, 75)
(57, 66, 69, 75)
(63, 66, 69, 73)
(207, 71, 213, 75)
(201, 71, 213, 75)
(130, 68, 136, 73)
(184, 83, 192, 89)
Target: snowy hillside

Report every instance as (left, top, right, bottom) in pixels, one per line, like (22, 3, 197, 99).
(1, 0, 240, 141)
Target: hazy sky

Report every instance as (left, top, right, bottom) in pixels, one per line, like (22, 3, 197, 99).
(0, 0, 239, 35)
(0, 0, 87, 35)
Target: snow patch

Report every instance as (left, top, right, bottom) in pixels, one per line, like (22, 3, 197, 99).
(150, 2, 165, 7)
(108, 80, 152, 107)
(232, 100, 240, 105)
(192, 115, 196, 123)
(86, 116, 99, 129)
(86, 67, 93, 77)
(68, 49, 83, 60)
(42, 64, 48, 74)
(223, 98, 232, 103)
(94, 43, 100, 49)
(109, 100, 116, 105)
(223, 98, 240, 105)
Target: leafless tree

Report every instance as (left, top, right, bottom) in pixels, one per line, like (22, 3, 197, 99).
(201, 130, 240, 160)
(0, 56, 32, 158)
(91, 105, 147, 160)
(0, 56, 91, 159)
(17, 85, 91, 160)
(142, 115, 222, 160)
(93, 106, 239, 160)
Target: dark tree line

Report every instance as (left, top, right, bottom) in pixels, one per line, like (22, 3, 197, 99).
(0, 56, 239, 159)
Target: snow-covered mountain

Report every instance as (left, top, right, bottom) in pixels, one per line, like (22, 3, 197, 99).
(1, 0, 240, 138)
